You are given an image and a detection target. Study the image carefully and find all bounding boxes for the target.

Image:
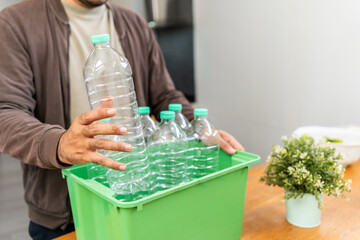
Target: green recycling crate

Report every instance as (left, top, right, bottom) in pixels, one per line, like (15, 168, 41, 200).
(62, 150, 260, 240)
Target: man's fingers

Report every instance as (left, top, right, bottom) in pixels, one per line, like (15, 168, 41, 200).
(220, 138, 236, 155)
(83, 123, 127, 137)
(218, 130, 245, 151)
(88, 138, 132, 152)
(98, 96, 114, 109)
(91, 154, 127, 171)
(78, 108, 116, 125)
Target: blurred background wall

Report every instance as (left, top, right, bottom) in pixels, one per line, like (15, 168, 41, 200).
(0, 0, 21, 10)
(193, 0, 360, 161)
(113, 0, 196, 102)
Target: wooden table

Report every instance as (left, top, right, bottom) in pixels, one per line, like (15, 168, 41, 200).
(55, 160, 360, 240)
(241, 160, 360, 239)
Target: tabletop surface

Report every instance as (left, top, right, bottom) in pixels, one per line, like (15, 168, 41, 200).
(55, 159, 360, 240)
(241, 159, 360, 240)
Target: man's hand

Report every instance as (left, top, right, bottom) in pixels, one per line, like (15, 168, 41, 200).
(218, 130, 245, 154)
(57, 98, 131, 170)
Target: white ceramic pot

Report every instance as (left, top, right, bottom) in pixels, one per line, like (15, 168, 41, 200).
(286, 193, 323, 228)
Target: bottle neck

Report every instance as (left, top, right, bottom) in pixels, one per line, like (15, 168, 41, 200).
(194, 115, 207, 120)
(161, 118, 175, 124)
(94, 42, 110, 48)
(174, 111, 181, 117)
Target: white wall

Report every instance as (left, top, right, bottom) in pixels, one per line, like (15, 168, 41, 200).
(0, 0, 21, 10)
(111, 0, 147, 18)
(194, 0, 360, 162)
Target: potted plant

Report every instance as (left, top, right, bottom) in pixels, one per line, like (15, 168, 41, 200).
(260, 134, 352, 228)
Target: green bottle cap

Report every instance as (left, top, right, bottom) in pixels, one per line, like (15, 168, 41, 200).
(194, 108, 208, 116)
(138, 106, 150, 114)
(168, 103, 182, 111)
(91, 34, 110, 44)
(160, 111, 175, 119)
(99, 117, 111, 123)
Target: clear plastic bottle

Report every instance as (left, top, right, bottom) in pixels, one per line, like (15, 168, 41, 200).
(168, 103, 194, 175)
(148, 111, 188, 192)
(138, 106, 157, 145)
(87, 163, 108, 185)
(83, 34, 150, 201)
(188, 108, 220, 180)
(168, 103, 192, 135)
(86, 117, 111, 186)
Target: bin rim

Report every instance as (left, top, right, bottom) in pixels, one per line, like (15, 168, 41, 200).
(62, 150, 260, 210)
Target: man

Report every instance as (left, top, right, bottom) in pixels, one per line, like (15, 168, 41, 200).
(0, 0, 244, 239)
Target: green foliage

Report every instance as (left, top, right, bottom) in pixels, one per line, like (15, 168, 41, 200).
(260, 134, 351, 209)
(324, 136, 343, 143)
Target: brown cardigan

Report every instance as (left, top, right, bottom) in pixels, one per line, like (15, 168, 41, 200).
(0, 0, 193, 229)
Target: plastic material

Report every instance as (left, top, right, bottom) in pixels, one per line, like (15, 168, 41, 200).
(194, 108, 208, 116)
(91, 34, 110, 44)
(138, 106, 150, 114)
(169, 103, 192, 135)
(148, 112, 188, 192)
(62, 150, 260, 240)
(84, 35, 149, 200)
(168, 103, 182, 111)
(160, 110, 175, 119)
(286, 193, 323, 228)
(188, 111, 220, 180)
(139, 107, 157, 144)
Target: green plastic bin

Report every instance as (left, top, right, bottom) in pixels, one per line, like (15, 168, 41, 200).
(62, 150, 260, 240)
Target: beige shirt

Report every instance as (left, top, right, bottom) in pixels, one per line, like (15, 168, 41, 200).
(61, 1, 124, 123)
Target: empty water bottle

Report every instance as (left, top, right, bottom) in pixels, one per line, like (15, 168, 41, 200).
(168, 103, 192, 135)
(83, 34, 150, 201)
(188, 108, 220, 180)
(86, 117, 111, 185)
(148, 111, 188, 192)
(87, 163, 108, 185)
(168, 103, 194, 174)
(138, 106, 157, 144)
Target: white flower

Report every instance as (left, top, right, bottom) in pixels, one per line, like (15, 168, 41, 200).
(345, 179, 352, 190)
(314, 179, 324, 188)
(281, 136, 288, 142)
(301, 166, 309, 173)
(335, 164, 343, 174)
(288, 167, 295, 175)
(273, 145, 286, 155)
(274, 145, 281, 154)
(318, 142, 331, 149)
(300, 152, 308, 159)
(334, 187, 341, 196)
